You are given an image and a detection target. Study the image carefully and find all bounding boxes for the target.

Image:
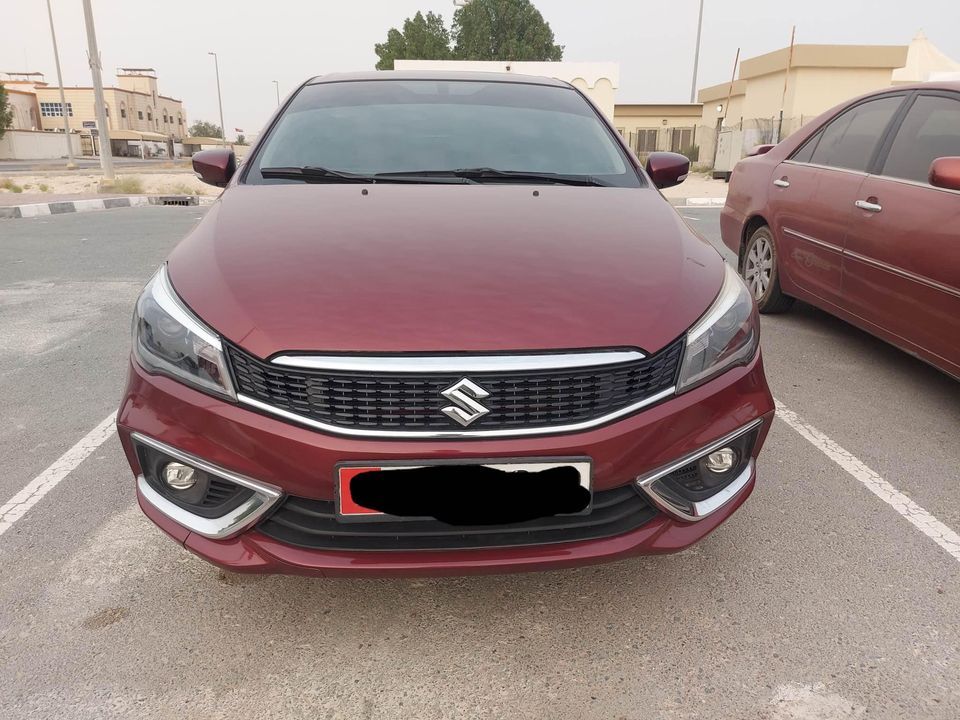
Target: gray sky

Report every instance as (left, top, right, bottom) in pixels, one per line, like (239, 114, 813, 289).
(4, 0, 959, 139)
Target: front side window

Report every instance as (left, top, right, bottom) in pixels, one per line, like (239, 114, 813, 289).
(796, 96, 904, 172)
(882, 94, 960, 184)
(249, 80, 640, 187)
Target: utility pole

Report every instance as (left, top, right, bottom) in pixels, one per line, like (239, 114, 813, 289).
(690, 0, 705, 103)
(81, 0, 113, 179)
(45, 0, 76, 169)
(273, 80, 281, 106)
(208, 52, 227, 148)
(777, 26, 797, 143)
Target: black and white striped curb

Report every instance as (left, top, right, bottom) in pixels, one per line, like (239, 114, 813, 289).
(0, 194, 215, 220)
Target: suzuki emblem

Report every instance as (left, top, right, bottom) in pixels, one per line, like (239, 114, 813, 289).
(440, 378, 491, 427)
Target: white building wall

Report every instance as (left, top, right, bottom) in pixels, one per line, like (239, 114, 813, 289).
(0, 130, 83, 160)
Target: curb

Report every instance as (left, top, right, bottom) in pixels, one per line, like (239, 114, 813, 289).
(669, 197, 726, 207)
(0, 194, 215, 220)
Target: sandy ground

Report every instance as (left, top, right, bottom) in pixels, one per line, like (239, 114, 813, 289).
(660, 172, 728, 200)
(0, 170, 215, 200)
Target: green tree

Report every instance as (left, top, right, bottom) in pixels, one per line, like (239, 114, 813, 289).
(452, 0, 563, 62)
(187, 120, 222, 139)
(375, 11, 452, 70)
(0, 84, 13, 140)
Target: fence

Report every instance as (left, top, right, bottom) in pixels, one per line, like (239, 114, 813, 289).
(624, 126, 700, 165)
(694, 115, 820, 169)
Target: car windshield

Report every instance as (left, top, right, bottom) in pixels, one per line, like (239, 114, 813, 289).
(247, 79, 641, 187)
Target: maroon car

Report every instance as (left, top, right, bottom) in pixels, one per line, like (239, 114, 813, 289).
(723, 82, 960, 379)
(118, 72, 774, 576)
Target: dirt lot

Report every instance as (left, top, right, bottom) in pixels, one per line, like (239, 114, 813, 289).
(0, 170, 216, 199)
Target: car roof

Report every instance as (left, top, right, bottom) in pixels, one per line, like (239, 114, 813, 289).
(305, 70, 571, 88)
(874, 80, 960, 93)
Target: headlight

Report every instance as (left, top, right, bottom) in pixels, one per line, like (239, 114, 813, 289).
(132, 264, 236, 400)
(677, 263, 759, 392)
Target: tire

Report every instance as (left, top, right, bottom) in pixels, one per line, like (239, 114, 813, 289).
(742, 225, 794, 314)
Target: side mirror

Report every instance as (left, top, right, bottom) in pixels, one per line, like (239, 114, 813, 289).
(645, 152, 690, 190)
(929, 157, 960, 192)
(748, 144, 775, 157)
(193, 149, 236, 187)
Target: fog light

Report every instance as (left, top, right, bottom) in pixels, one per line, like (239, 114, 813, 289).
(703, 448, 737, 474)
(163, 462, 197, 490)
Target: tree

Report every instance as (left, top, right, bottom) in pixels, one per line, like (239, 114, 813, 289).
(187, 120, 222, 139)
(0, 84, 13, 140)
(235, 134, 247, 146)
(452, 0, 563, 62)
(374, 11, 452, 70)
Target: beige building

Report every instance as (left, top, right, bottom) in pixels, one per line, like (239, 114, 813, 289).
(696, 32, 959, 165)
(612, 103, 702, 161)
(1, 68, 187, 157)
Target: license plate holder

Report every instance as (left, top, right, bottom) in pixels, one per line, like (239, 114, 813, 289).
(335, 457, 592, 524)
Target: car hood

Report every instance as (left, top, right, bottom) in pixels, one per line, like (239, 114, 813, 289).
(167, 184, 723, 358)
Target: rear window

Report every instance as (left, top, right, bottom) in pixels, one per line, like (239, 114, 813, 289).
(247, 80, 640, 187)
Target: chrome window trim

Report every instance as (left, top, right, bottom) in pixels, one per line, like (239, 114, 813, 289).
(236, 386, 678, 439)
(863, 173, 960, 197)
(271, 350, 646, 373)
(635, 417, 763, 522)
(782, 227, 843, 254)
(779, 159, 869, 178)
(131, 432, 282, 539)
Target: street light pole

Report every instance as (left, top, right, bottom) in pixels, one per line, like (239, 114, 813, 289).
(689, 0, 705, 104)
(273, 80, 280, 106)
(81, 0, 113, 179)
(45, 0, 76, 169)
(208, 52, 227, 148)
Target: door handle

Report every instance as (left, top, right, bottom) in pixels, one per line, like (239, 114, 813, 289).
(773, 178, 790, 188)
(855, 199, 883, 213)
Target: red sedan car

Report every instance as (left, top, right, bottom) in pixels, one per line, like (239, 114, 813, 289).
(723, 82, 960, 379)
(118, 72, 774, 577)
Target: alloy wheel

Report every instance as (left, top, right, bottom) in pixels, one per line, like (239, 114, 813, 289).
(744, 235, 773, 301)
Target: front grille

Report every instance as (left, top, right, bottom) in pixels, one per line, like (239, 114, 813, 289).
(226, 339, 683, 434)
(257, 485, 657, 551)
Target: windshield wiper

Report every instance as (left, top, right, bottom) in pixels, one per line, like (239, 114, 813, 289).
(260, 166, 471, 184)
(260, 166, 375, 183)
(375, 168, 611, 187)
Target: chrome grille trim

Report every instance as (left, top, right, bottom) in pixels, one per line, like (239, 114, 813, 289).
(236, 386, 677, 439)
(271, 350, 646, 373)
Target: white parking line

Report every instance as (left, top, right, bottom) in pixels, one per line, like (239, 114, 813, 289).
(775, 399, 960, 564)
(0, 413, 116, 537)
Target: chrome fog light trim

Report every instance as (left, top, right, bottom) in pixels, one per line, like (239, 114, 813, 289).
(635, 418, 763, 522)
(131, 433, 282, 539)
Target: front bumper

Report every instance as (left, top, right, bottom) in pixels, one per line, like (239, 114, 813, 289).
(118, 351, 774, 577)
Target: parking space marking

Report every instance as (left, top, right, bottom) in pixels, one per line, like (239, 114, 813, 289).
(0, 413, 116, 537)
(776, 399, 960, 563)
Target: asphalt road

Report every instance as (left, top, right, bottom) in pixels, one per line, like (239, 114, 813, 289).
(1, 205, 958, 719)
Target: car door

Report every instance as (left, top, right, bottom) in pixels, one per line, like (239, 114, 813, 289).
(842, 91, 960, 376)
(771, 94, 907, 307)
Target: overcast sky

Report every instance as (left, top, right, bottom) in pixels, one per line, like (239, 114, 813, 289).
(4, 0, 958, 138)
